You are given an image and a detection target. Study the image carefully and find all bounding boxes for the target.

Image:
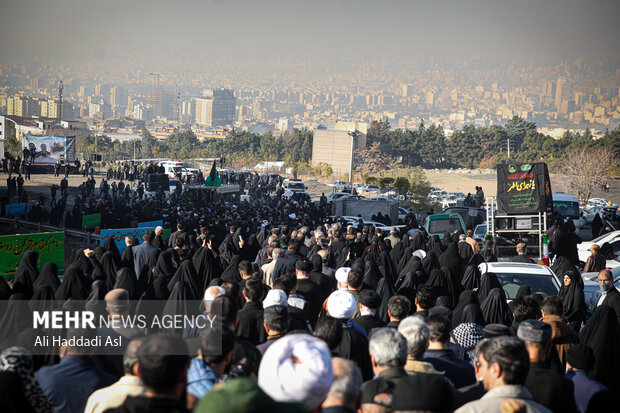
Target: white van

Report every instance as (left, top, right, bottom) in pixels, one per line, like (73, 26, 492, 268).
(552, 192, 584, 228)
(158, 161, 198, 179)
(282, 179, 308, 199)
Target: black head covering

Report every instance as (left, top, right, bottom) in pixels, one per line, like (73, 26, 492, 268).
(426, 269, 450, 299)
(550, 255, 577, 279)
(362, 260, 382, 291)
(460, 303, 486, 326)
(72, 249, 94, 276)
(193, 247, 220, 292)
(0, 294, 32, 349)
(220, 255, 242, 283)
(400, 255, 422, 278)
(152, 250, 177, 280)
(146, 248, 161, 272)
(375, 276, 395, 323)
(33, 262, 60, 291)
(478, 272, 502, 303)
(114, 267, 139, 299)
(559, 270, 586, 326)
(579, 305, 620, 392)
(461, 265, 481, 291)
(168, 260, 201, 299)
(390, 238, 405, 266)
(452, 290, 480, 328)
(439, 243, 462, 274)
(421, 250, 441, 275)
(12, 251, 39, 298)
(458, 242, 474, 268)
(100, 251, 119, 291)
(468, 253, 485, 267)
(310, 253, 323, 273)
(29, 284, 58, 313)
(0, 278, 10, 301)
(85, 279, 108, 317)
(427, 235, 444, 255)
(440, 266, 463, 309)
(411, 232, 426, 251)
(396, 247, 413, 275)
(102, 236, 122, 266)
(378, 250, 398, 286)
(435, 295, 452, 309)
(55, 266, 91, 301)
(480, 288, 512, 326)
(161, 280, 198, 336)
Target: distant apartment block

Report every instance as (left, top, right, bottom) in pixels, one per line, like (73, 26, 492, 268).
(194, 89, 235, 127)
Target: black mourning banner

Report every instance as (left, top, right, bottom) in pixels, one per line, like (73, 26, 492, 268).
(497, 162, 552, 214)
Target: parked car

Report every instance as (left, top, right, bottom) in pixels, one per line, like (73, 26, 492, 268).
(473, 223, 488, 248)
(586, 198, 612, 208)
(581, 266, 620, 312)
(478, 262, 561, 301)
(326, 192, 365, 202)
(583, 206, 618, 224)
(424, 213, 466, 239)
(329, 180, 348, 189)
(443, 207, 486, 230)
(577, 230, 620, 263)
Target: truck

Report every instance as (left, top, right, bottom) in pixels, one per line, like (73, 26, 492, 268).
(158, 161, 199, 179)
(552, 192, 584, 228)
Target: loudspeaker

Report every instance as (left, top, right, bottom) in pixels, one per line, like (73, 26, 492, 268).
(147, 174, 168, 191)
(91, 154, 102, 161)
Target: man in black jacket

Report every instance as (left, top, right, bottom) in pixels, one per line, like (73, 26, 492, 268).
(272, 239, 305, 281)
(596, 269, 620, 325)
(353, 290, 386, 335)
(519, 319, 577, 413)
(235, 278, 266, 345)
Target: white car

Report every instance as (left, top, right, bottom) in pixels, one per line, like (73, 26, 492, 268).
(583, 206, 618, 224)
(586, 198, 612, 208)
(577, 230, 620, 267)
(478, 262, 561, 301)
(366, 196, 394, 202)
(329, 180, 348, 189)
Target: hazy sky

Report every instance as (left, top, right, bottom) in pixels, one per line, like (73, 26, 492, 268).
(3, 0, 619, 65)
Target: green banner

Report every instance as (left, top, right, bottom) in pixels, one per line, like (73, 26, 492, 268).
(0, 232, 65, 281)
(82, 213, 101, 230)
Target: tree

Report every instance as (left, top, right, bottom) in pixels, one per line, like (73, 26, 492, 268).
(354, 141, 393, 173)
(378, 177, 394, 190)
(504, 116, 536, 151)
(393, 177, 410, 196)
(367, 119, 390, 144)
(562, 147, 615, 203)
(6, 137, 20, 158)
(313, 162, 333, 179)
(140, 128, 157, 158)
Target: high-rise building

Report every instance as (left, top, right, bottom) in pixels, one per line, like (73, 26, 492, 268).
(8, 96, 39, 117)
(110, 86, 128, 109)
(148, 88, 176, 119)
(194, 89, 236, 127)
(555, 77, 567, 109)
(402, 84, 414, 98)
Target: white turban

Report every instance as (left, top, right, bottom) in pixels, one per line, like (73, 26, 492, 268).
(327, 290, 356, 319)
(263, 289, 287, 309)
(258, 333, 333, 409)
(335, 267, 351, 285)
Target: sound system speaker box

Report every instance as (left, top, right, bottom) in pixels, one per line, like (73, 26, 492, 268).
(147, 174, 168, 191)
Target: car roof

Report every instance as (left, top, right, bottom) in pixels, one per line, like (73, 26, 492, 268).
(478, 262, 555, 275)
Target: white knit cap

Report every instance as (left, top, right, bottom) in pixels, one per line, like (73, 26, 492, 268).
(258, 333, 333, 409)
(327, 290, 356, 319)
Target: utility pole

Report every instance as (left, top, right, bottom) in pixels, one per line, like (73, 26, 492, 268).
(347, 131, 359, 187)
(57, 80, 64, 121)
(507, 138, 510, 160)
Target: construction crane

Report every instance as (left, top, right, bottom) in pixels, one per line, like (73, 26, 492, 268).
(57, 80, 64, 121)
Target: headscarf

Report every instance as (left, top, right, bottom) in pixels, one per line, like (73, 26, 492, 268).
(99, 251, 119, 291)
(33, 263, 60, 292)
(551, 256, 578, 280)
(452, 290, 480, 328)
(220, 255, 242, 283)
(168, 260, 201, 299)
(378, 250, 398, 286)
(0, 294, 32, 350)
(421, 250, 441, 275)
(457, 242, 474, 270)
(161, 280, 198, 336)
(438, 243, 461, 275)
(396, 247, 414, 275)
(477, 272, 502, 303)
(258, 334, 333, 410)
(193, 247, 220, 291)
(558, 270, 586, 326)
(451, 322, 484, 361)
(152, 250, 177, 280)
(579, 305, 620, 392)
(362, 259, 382, 291)
(0, 278, 11, 301)
(426, 269, 451, 301)
(71, 249, 94, 276)
(114, 267, 139, 299)
(12, 251, 39, 298)
(480, 288, 512, 326)
(427, 235, 444, 256)
(440, 266, 463, 309)
(85, 280, 108, 317)
(0, 346, 53, 413)
(102, 236, 122, 266)
(54, 266, 90, 301)
(376, 276, 395, 323)
(461, 265, 481, 291)
(460, 303, 486, 326)
(29, 285, 57, 314)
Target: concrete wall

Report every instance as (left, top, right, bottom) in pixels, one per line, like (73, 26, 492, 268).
(332, 198, 398, 224)
(311, 129, 367, 177)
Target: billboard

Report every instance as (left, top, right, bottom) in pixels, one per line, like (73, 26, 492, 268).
(6, 203, 26, 217)
(100, 227, 171, 252)
(82, 213, 102, 230)
(23, 134, 76, 164)
(0, 232, 65, 280)
(497, 163, 553, 214)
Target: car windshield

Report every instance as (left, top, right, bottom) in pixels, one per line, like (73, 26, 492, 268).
(428, 218, 461, 235)
(474, 226, 486, 237)
(492, 272, 560, 300)
(553, 201, 580, 218)
(287, 182, 305, 190)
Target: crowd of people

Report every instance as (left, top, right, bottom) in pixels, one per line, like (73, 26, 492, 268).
(0, 162, 619, 413)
